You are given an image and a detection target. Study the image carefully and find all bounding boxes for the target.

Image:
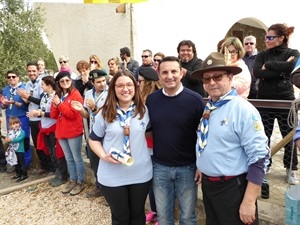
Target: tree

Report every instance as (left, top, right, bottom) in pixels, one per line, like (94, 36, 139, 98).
(0, 0, 57, 87)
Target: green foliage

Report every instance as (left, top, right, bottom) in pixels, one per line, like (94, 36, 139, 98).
(0, 0, 58, 87)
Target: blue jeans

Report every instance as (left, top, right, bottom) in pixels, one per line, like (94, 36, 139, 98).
(59, 135, 84, 183)
(152, 162, 198, 225)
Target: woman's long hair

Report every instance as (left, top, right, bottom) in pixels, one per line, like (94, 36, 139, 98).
(101, 71, 145, 123)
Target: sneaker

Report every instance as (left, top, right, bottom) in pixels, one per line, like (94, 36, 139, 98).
(61, 180, 77, 194)
(287, 169, 300, 185)
(86, 187, 103, 198)
(70, 182, 84, 196)
(16, 175, 28, 182)
(145, 210, 156, 224)
(266, 167, 271, 174)
(50, 177, 67, 187)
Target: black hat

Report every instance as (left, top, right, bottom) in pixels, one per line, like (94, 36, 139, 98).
(191, 52, 242, 80)
(89, 69, 107, 80)
(139, 67, 159, 81)
(55, 71, 71, 82)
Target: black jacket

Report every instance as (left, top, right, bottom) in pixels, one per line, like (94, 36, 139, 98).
(253, 44, 300, 100)
(181, 57, 207, 97)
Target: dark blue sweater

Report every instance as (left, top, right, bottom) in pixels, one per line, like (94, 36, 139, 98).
(146, 88, 205, 166)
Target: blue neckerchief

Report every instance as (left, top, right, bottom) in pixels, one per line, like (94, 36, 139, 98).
(197, 89, 238, 155)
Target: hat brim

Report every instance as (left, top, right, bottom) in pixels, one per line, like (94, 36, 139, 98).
(191, 66, 242, 80)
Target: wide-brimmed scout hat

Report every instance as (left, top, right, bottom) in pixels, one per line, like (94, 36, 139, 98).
(191, 52, 242, 80)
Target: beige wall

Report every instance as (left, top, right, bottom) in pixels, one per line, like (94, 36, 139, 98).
(36, 1, 300, 72)
(35, 3, 132, 74)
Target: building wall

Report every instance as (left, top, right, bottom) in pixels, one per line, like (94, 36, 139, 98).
(35, 0, 300, 72)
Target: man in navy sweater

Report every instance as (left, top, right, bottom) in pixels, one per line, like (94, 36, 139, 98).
(146, 56, 205, 225)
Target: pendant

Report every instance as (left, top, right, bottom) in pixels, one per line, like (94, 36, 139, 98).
(124, 126, 130, 136)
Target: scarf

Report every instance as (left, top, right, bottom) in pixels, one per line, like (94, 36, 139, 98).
(197, 89, 237, 155)
(116, 102, 135, 156)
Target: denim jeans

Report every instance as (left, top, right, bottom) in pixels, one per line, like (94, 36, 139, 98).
(152, 162, 197, 225)
(59, 135, 84, 183)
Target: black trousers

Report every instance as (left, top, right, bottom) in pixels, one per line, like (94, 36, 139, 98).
(202, 174, 258, 225)
(15, 152, 27, 175)
(30, 121, 51, 170)
(260, 110, 298, 170)
(0, 131, 6, 167)
(101, 180, 152, 225)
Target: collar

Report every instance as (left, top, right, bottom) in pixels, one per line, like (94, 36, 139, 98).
(162, 84, 183, 97)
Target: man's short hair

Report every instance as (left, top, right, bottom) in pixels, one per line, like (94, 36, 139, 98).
(120, 47, 131, 57)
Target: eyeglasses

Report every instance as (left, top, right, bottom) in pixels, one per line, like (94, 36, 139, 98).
(137, 79, 145, 84)
(153, 59, 162, 62)
(228, 50, 238, 55)
(59, 79, 71, 84)
(59, 61, 67, 64)
(245, 42, 254, 46)
(7, 76, 17, 79)
(141, 55, 149, 58)
(115, 82, 134, 90)
(265, 35, 280, 41)
(202, 73, 228, 84)
(90, 61, 97, 64)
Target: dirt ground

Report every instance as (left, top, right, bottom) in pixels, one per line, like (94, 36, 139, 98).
(0, 167, 160, 225)
(0, 169, 112, 225)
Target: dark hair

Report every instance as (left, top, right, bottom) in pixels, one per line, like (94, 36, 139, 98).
(26, 61, 39, 70)
(143, 49, 152, 57)
(158, 56, 182, 72)
(6, 70, 19, 77)
(177, 40, 197, 57)
(76, 60, 90, 71)
(101, 70, 145, 123)
(120, 47, 131, 57)
(268, 23, 294, 45)
(42, 75, 56, 90)
(217, 38, 226, 52)
(55, 76, 75, 96)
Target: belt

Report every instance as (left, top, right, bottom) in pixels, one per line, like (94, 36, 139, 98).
(202, 174, 237, 182)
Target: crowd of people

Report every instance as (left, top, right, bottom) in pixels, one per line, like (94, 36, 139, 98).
(0, 22, 299, 225)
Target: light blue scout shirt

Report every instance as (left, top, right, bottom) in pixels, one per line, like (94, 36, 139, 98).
(25, 78, 43, 122)
(40, 92, 56, 129)
(197, 96, 269, 177)
(83, 86, 108, 132)
(92, 107, 153, 187)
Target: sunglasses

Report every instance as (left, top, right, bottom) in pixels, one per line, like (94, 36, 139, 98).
(153, 59, 162, 62)
(90, 61, 97, 64)
(228, 50, 238, 55)
(141, 55, 149, 58)
(265, 35, 280, 41)
(7, 76, 16, 79)
(245, 42, 254, 46)
(59, 61, 67, 64)
(59, 79, 71, 84)
(202, 73, 228, 84)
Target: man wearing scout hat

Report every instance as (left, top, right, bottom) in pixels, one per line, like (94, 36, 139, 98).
(191, 52, 270, 225)
(71, 68, 108, 198)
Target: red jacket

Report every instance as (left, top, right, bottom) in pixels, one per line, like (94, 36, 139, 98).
(50, 89, 83, 139)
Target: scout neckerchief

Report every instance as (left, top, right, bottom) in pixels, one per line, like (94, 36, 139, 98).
(40, 93, 49, 111)
(7, 127, 22, 152)
(59, 93, 69, 119)
(9, 83, 20, 110)
(29, 78, 40, 96)
(90, 87, 107, 124)
(197, 89, 237, 156)
(116, 102, 135, 156)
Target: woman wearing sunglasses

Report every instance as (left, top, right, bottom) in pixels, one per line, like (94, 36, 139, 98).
(253, 23, 300, 184)
(51, 71, 85, 195)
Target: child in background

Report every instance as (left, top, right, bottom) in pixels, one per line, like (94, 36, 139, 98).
(4, 117, 27, 182)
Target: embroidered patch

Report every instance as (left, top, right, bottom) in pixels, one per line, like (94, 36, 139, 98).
(140, 121, 146, 129)
(254, 121, 261, 131)
(220, 118, 228, 126)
